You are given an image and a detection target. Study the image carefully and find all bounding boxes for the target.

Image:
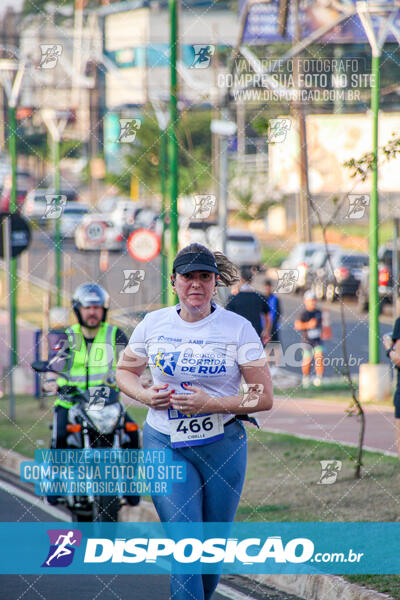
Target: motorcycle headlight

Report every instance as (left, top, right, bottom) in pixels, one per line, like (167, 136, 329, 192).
(86, 404, 121, 434)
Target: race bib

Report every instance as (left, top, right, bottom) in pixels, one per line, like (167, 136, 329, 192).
(307, 328, 321, 340)
(168, 409, 224, 448)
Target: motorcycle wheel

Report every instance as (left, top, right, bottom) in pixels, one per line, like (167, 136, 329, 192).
(93, 495, 120, 522)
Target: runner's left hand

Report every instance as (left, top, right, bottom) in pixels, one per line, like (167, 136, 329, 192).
(170, 384, 211, 414)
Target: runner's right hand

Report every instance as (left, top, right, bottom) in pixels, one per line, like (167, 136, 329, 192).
(140, 383, 171, 410)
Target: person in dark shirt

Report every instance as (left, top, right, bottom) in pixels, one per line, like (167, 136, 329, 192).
(225, 266, 270, 339)
(383, 319, 400, 459)
(263, 279, 282, 343)
(294, 290, 324, 388)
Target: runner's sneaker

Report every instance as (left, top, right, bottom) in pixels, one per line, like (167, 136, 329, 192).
(313, 377, 322, 387)
(302, 376, 310, 388)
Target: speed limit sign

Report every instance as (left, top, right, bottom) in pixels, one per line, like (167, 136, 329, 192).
(127, 228, 161, 262)
(84, 221, 107, 245)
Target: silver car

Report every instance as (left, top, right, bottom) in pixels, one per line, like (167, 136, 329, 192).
(225, 229, 262, 268)
(74, 213, 125, 251)
(59, 203, 90, 239)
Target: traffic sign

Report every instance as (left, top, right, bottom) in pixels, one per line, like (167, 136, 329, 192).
(0, 212, 31, 258)
(127, 229, 161, 262)
(84, 220, 107, 245)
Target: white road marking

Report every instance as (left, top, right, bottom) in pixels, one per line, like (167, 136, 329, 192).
(217, 583, 253, 599)
(0, 479, 70, 521)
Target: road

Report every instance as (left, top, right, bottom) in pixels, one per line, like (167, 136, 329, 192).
(25, 228, 163, 318)
(0, 470, 302, 600)
(0, 229, 396, 383)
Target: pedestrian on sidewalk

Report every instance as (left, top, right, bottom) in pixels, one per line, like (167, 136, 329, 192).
(225, 266, 270, 341)
(263, 279, 282, 344)
(383, 322, 400, 459)
(294, 290, 324, 388)
(116, 243, 273, 600)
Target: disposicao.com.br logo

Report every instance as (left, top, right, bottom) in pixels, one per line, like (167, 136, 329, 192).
(83, 536, 314, 564)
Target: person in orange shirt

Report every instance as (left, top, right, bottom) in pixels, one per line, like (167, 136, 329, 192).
(294, 290, 324, 387)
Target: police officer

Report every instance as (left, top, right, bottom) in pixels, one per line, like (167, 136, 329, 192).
(45, 283, 139, 502)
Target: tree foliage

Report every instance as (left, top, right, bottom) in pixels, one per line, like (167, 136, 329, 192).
(107, 108, 213, 197)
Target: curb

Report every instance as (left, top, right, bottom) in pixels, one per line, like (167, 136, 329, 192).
(251, 574, 393, 600)
(0, 446, 392, 600)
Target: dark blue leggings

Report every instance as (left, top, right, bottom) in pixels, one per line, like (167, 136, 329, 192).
(143, 420, 247, 600)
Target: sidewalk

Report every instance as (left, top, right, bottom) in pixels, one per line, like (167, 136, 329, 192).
(256, 395, 397, 456)
(0, 310, 38, 395)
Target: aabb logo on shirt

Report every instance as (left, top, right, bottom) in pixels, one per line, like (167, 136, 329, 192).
(151, 352, 181, 376)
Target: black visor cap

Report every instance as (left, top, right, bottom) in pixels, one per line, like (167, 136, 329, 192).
(173, 252, 219, 275)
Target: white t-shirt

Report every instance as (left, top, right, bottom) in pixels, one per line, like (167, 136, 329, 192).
(128, 302, 265, 435)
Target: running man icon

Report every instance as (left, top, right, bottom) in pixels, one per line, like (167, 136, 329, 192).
(42, 529, 82, 568)
(46, 531, 77, 566)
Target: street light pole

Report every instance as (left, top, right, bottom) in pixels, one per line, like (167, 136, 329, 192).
(41, 109, 67, 307)
(160, 129, 168, 306)
(168, 0, 179, 306)
(356, 0, 399, 364)
(0, 59, 26, 367)
(8, 103, 18, 366)
(54, 136, 62, 307)
(369, 52, 380, 364)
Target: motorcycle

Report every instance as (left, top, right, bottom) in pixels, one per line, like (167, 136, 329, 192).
(31, 359, 140, 522)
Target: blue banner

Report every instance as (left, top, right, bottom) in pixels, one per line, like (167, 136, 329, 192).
(20, 450, 186, 496)
(240, 0, 400, 45)
(1, 522, 400, 574)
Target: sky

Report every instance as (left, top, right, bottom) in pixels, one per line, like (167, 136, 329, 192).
(0, 0, 25, 17)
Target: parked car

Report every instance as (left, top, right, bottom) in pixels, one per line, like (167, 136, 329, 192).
(23, 189, 49, 222)
(110, 200, 145, 237)
(0, 157, 10, 192)
(225, 229, 262, 268)
(312, 251, 369, 302)
(132, 208, 161, 233)
(304, 246, 342, 296)
(74, 213, 125, 251)
(24, 187, 83, 224)
(281, 242, 340, 292)
(178, 219, 218, 247)
(96, 196, 121, 214)
(0, 171, 35, 211)
(59, 203, 90, 239)
(357, 243, 400, 313)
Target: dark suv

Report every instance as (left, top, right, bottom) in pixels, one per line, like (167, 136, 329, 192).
(357, 244, 399, 313)
(312, 252, 368, 302)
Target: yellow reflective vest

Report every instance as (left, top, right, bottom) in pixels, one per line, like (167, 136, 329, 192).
(55, 323, 118, 408)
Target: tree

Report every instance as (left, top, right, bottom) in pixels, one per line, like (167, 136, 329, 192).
(107, 108, 213, 198)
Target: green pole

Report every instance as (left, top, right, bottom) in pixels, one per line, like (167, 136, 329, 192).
(8, 105, 18, 366)
(160, 129, 168, 307)
(54, 137, 62, 307)
(167, 0, 179, 306)
(369, 54, 380, 364)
